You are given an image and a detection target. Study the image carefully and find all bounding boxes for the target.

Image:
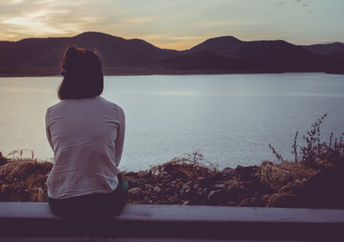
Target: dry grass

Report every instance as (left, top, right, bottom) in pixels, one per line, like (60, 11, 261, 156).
(258, 160, 318, 190)
(149, 152, 218, 179)
(0, 152, 52, 202)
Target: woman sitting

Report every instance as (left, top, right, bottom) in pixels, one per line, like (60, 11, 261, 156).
(45, 46, 127, 219)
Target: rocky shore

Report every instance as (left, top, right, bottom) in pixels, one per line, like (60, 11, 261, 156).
(1, 151, 343, 208)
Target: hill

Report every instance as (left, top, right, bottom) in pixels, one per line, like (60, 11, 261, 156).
(303, 42, 344, 58)
(164, 37, 343, 73)
(0, 32, 343, 76)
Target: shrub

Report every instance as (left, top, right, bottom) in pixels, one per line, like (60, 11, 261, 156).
(270, 113, 344, 166)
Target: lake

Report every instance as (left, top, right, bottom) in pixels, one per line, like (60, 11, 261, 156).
(1, 73, 344, 171)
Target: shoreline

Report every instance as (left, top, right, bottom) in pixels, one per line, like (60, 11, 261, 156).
(1, 151, 343, 208)
(1, 115, 343, 208)
(0, 69, 342, 78)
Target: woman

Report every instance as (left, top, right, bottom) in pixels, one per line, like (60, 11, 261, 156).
(45, 47, 127, 219)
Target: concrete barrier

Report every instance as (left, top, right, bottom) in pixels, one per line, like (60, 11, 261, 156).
(0, 202, 344, 241)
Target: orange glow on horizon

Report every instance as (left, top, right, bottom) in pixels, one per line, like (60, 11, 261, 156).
(0, 0, 343, 49)
(0, 32, 208, 51)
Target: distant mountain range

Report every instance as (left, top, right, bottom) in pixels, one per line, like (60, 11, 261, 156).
(0, 31, 343, 76)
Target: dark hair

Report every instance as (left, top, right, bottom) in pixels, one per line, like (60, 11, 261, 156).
(58, 47, 103, 100)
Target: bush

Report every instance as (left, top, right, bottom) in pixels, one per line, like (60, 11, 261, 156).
(270, 113, 344, 166)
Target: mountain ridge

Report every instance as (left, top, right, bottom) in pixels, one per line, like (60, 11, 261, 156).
(0, 31, 343, 76)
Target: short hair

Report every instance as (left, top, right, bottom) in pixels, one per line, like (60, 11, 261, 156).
(58, 47, 104, 100)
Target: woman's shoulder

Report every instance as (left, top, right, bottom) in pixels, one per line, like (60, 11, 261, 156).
(46, 97, 124, 117)
(96, 96, 124, 112)
(46, 98, 74, 111)
(46, 101, 63, 113)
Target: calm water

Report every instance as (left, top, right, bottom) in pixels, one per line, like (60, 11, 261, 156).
(1, 73, 344, 171)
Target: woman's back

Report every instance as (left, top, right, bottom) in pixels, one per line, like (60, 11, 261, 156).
(46, 96, 125, 199)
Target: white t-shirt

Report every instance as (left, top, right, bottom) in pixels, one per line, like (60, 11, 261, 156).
(45, 96, 125, 199)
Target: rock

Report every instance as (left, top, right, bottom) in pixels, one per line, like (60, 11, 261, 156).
(238, 198, 249, 206)
(137, 171, 147, 178)
(182, 184, 190, 190)
(153, 186, 161, 193)
(224, 180, 234, 185)
(183, 200, 190, 205)
(261, 194, 270, 202)
(145, 184, 153, 189)
(128, 187, 144, 200)
(208, 190, 216, 201)
(227, 201, 237, 206)
(197, 177, 206, 185)
(226, 180, 244, 192)
(214, 184, 225, 189)
(185, 180, 193, 186)
(193, 184, 199, 189)
(222, 167, 234, 173)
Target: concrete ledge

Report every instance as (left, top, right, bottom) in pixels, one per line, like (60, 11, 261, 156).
(1, 202, 344, 241)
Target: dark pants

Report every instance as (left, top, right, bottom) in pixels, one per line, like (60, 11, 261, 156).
(48, 179, 128, 220)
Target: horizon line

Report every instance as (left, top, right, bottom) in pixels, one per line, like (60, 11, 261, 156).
(0, 31, 343, 51)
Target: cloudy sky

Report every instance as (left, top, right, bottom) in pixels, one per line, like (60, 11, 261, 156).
(0, 0, 343, 50)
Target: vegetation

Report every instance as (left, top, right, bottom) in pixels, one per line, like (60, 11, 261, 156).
(270, 113, 344, 166)
(1, 114, 344, 208)
(0, 152, 52, 202)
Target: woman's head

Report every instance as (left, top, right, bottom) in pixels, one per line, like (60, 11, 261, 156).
(58, 47, 103, 100)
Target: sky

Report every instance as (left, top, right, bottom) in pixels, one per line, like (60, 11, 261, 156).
(0, 0, 343, 50)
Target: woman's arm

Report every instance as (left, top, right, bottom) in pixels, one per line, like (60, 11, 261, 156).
(45, 111, 54, 151)
(114, 108, 125, 166)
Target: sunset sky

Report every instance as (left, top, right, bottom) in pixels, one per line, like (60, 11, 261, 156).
(0, 0, 343, 50)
